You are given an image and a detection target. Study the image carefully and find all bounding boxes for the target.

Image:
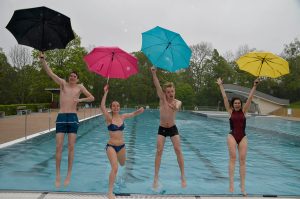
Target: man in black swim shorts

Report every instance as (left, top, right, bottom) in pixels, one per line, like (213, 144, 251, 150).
(151, 67, 186, 189)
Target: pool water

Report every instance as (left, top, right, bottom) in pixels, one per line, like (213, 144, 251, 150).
(0, 110, 299, 195)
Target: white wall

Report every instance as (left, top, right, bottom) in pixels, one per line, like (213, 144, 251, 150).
(252, 98, 283, 115)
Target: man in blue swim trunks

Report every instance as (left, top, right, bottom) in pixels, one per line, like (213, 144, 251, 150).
(39, 52, 94, 188)
(151, 67, 186, 189)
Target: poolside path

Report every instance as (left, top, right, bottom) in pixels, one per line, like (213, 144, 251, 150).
(0, 108, 101, 144)
(0, 192, 296, 199)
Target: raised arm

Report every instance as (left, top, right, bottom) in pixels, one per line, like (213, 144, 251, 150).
(151, 66, 164, 99)
(217, 78, 231, 114)
(100, 84, 111, 122)
(39, 52, 65, 85)
(243, 79, 259, 113)
(122, 107, 144, 119)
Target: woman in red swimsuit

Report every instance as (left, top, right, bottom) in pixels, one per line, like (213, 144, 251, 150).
(217, 78, 259, 196)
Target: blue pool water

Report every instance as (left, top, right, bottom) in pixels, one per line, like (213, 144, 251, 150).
(0, 110, 299, 195)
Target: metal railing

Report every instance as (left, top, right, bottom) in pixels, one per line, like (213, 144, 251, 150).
(0, 107, 101, 145)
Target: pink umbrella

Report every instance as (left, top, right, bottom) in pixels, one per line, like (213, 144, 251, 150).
(84, 46, 138, 81)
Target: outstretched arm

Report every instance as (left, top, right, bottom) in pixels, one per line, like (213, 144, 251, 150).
(100, 84, 111, 122)
(122, 107, 144, 119)
(217, 78, 231, 114)
(39, 52, 65, 85)
(151, 66, 164, 99)
(243, 78, 259, 113)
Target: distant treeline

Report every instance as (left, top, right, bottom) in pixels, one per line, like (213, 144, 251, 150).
(1, 33, 299, 108)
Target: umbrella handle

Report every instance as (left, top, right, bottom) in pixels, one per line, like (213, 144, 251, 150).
(106, 76, 110, 84)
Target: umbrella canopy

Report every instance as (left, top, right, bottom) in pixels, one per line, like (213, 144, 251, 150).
(6, 6, 75, 51)
(236, 51, 289, 78)
(84, 47, 138, 79)
(141, 26, 191, 72)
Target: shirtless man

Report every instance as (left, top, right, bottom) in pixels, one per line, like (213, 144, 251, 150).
(151, 66, 186, 189)
(39, 52, 95, 188)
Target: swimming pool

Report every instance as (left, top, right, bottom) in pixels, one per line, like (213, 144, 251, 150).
(0, 110, 299, 196)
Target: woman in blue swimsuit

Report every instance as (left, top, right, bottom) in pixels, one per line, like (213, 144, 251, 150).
(100, 84, 144, 199)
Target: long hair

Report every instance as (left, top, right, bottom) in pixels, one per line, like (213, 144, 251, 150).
(230, 97, 243, 109)
(110, 101, 120, 117)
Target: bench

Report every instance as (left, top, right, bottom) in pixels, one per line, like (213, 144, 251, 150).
(0, 111, 5, 118)
(17, 106, 31, 115)
(38, 107, 49, 113)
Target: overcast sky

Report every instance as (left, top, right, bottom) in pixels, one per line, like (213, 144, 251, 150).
(1, 0, 300, 57)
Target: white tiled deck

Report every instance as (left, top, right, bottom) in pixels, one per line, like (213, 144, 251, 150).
(0, 192, 298, 199)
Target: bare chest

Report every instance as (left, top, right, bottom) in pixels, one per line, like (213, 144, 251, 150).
(61, 85, 81, 98)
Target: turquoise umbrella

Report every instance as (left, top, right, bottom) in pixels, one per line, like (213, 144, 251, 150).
(141, 26, 192, 72)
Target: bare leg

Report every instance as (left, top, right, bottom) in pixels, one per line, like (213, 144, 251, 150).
(117, 147, 126, 166)
(153, 135, 166, 189)
(64, 133, 76, 186)
(55, 133, 64, 188)
(238, 136, 248, 196)
(107, 146, 118, 199)
(227, 134, 237, 193)
(170, 135, 186, 188)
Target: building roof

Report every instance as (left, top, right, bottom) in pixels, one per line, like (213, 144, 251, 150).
(45, 88, 60, 94)
(223, 84, 289, 106)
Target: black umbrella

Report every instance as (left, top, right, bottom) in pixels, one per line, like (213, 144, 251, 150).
(6, 6, 75, 51)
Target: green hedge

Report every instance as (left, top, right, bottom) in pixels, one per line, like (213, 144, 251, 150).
(0, 103, 50, 116)
(289, 101, 300, 108)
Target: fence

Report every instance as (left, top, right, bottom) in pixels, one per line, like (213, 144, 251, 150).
(270, 107, 300, 117)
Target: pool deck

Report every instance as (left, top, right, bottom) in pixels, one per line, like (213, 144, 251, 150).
(0, 192, 297, 199)
(192, 111, 300, 122)
(0, 108, 101, 145)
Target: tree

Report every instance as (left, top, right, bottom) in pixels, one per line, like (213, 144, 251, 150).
(0, 48, 17, 104)
(9, 45, 32, 69)
(189, 42, 213, 93)
(278, 38, 300, 102)
(283, 38, 300, 58)
(176, 83, 196, 109)
(32, 33, 95, 102)
(8, 45, 33, 103)
(200, 49, 235, 106)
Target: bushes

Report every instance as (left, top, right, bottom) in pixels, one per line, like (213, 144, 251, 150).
(289, 101, 300, 108)
(0, 103, 50, 116)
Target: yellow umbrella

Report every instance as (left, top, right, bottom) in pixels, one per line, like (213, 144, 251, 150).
(236, 51, 289, 78)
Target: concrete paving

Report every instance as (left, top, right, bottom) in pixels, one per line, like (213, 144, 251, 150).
(0, 108, 101, 144)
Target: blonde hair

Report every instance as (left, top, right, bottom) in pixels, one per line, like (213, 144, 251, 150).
(162, 82, 175, 92)
(110, 101, 120, 117)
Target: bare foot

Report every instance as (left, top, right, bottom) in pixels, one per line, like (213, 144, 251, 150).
(64, 176, 71, 187)
(107, 193, 115, 199)
(240, 184, 247, 196)
(181, 177, 187, 188)
(55, 176, 61, 188)
(229, 182, 234, 193)
(152, 177, 159, 190)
